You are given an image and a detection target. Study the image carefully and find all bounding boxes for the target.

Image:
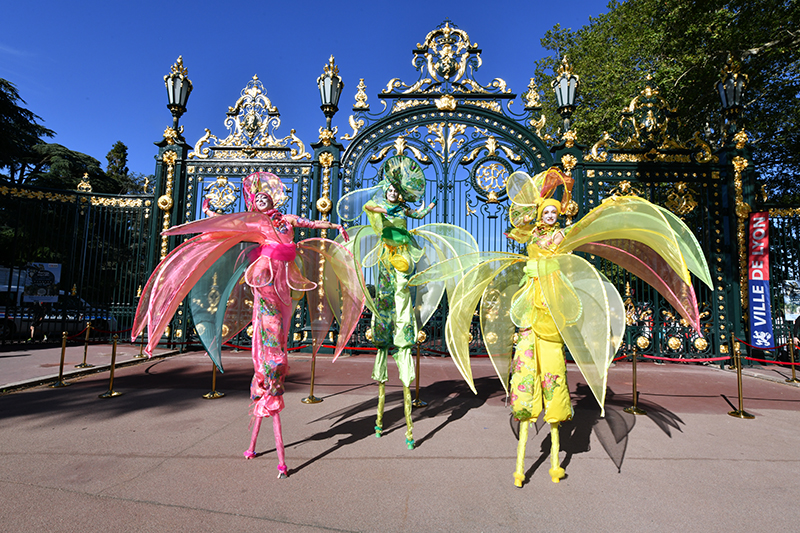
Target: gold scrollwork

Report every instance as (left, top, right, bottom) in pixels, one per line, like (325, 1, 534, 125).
(353, 78, 369, 109)
(188, 75, 310, 161)
(607, 180, 642, 198)
(77, 173, 92, 193)
(693, 337, 708, 351)
(560, 154, 577, 174)
(474, 162, 508, 194)
(523, 78, 541, 109)
(667, 336, 682, 350)
(427, 122, 465, 162)
(636, 336, 651, 349)
(342, 115, 365, 141)
(435, 94, 457, 111)
(732, 155, 750, 312)
(665, 182, 697, 217)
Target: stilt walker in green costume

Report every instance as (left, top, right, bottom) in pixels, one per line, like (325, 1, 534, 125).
(410, 167, 712, 485)
(337, 155, 479, 449)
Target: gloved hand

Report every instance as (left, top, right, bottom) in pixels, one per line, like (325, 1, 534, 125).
(387, 204, 404, 216)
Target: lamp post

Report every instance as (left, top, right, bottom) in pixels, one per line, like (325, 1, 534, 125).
(716, 56, 748, 137)
(551, 57, 579, 133)
(317, 55, 344, 131)
(164, 56, 193, 131)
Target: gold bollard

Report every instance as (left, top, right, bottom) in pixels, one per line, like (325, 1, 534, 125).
(202, 363, 225, 399)
(728, 341, 754, 418)
(624, 347, 646, 415)
(50, 331, 69, 388)
(412, 332, 427, 408)
(75, 321, 94, 368)
(134, 334, 146, 359)
(99, 334, 122, 398)
(301, 351, 322, 404)
(786, 339, 800, 384)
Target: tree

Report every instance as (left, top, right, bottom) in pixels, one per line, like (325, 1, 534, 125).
(0, 78, 55, 183)
(532, 0, 800, 201)
(105, 140, 145, 194)
(18, 143, 108, 192)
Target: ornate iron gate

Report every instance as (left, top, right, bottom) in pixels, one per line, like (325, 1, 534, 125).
(0, 177, 153, 341)
(335, 21, 742, 360)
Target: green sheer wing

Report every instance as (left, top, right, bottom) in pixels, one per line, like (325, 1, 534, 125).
(537, 254, 625, 416)
(561, 196, 710, 334)
(443, 253, 524, 393)
(412, 224, 481, 328)
(188, 243, 254, 372)
(479, 260, 527, 394)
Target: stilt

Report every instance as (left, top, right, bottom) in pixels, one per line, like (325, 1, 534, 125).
(403, 385, 414, 449)
(548, 422, 565, 483)
(375, 382, 386, 437)
(273, 414, 287, 478)
(244, 417, 262, 459)
(513, 419, 529, 487)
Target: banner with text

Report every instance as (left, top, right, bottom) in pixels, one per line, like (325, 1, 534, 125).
(748, 212, 774, 349)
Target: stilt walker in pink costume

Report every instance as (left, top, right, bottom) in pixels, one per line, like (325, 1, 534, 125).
(133, 172, 365, 479)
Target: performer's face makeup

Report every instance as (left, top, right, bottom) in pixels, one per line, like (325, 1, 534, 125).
(254, 192, 273, 212)
(541, 205, 558, 226)
(386, 185, 399, 203)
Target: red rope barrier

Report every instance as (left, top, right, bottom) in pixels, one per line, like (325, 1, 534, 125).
(744, 356, 800, 366)
(642, 354, 731, 363)
(733, 336, 793, 351)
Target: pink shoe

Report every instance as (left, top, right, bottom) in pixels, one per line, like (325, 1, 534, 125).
(277, 464, 288, 478)
(243, 450, 256, 459)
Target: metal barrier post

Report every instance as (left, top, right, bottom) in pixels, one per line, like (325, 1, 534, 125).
(99, 335, 122, 398)
(624, 347, 646, 415)
(50, 331, 69, 388)
(134, 334, 146, 359)
(76, 321, 94, 368)
(412, 332, 427, 408)
(728, 342, 754, 418)
(202, 364, 225, 399)
(787, 339, 800, 384)
(301, 352, 322, 404)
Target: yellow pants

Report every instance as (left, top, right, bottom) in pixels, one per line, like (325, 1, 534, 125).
(510, 327, 572, 423)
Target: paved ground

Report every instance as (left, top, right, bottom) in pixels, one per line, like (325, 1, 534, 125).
(1, 343, 799, 532)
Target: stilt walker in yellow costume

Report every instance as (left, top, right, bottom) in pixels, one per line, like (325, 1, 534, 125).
(337, 155, 479, 449)
(410, 167, 712, 485)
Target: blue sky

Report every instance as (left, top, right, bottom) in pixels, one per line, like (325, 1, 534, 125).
(1, 1, 609, 178)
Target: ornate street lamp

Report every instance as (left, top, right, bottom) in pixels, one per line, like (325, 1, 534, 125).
(552, 57, 579, 133)
(717, 56, 748, 135)
(164, 56, 193, 131)
(317, 55, 344, 131)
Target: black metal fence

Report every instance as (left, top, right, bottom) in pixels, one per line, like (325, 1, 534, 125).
(0, 184, 153, 344)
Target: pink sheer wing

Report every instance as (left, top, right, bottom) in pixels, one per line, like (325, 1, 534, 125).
(297, 238, 366, 362)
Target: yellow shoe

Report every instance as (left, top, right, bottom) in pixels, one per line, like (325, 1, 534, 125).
(549, 466, 565, 483)
(513, 472, 525, 488)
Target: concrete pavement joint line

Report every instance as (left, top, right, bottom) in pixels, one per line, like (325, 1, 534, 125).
(94, 416, 250, 495)
(0, 480, 358, 532)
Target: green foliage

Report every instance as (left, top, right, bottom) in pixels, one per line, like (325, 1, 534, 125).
(0, 79, 55, 182)
(532, 0, 800, 201)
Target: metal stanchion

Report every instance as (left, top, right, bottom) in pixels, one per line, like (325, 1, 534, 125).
(202, 363, 225, 399)
(75, 321, 94, 368)
(787, 339, 800, 384)
(301, 352, 322, 404)
(134, 334, 147, 359)
(624, 347, 646, 415)
(50, 331, 69, 388)
(412, 331, 427, 408)
(728, 342, 754, 418)
(99, 334, 122, 398)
